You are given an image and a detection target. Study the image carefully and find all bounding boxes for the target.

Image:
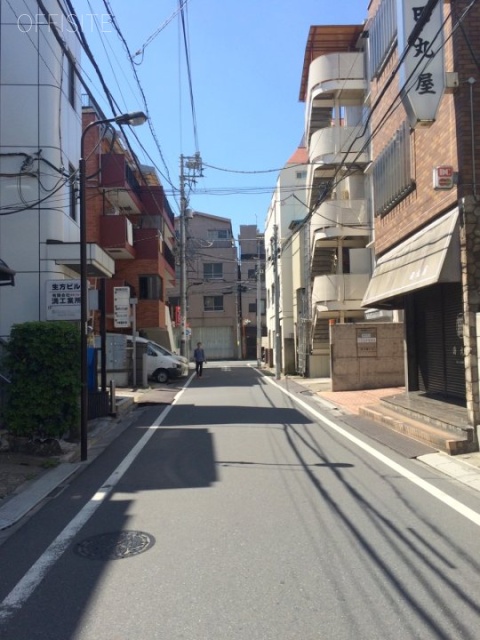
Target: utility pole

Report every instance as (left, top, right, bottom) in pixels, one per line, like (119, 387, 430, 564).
(179, 152, 202, 358)
(272, 224, 281, 379)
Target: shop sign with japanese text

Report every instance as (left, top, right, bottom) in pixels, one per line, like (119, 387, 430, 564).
(46, 279, 81, 320)
(398, 0, 445, 127)
(114, 286, 131, 328)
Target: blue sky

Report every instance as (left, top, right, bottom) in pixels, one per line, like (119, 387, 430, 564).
(74, 1, 367, 236)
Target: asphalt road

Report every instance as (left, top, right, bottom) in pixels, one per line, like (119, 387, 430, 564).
(1, 365, 480, 639)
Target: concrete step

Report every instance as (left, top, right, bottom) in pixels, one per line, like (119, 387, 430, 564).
(359, 404, 476, 455)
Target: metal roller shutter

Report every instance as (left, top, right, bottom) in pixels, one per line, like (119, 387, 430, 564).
(443, 285, 466, 399)
(414, 284, 465, 401)
(192, 327, 234, 360)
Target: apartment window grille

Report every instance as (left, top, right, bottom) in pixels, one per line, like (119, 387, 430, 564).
(368, 0, 397, 80)
(204, 295, 224, 311)
(139, 275, 163, 300)
(372, 121, 415, 217)
(203, 263, 223, 279)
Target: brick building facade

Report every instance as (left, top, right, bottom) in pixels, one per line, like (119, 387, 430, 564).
(362, 0, 480, 431)
(82, 106, 177, 346)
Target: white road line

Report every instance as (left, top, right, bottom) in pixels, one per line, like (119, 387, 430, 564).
(0, 386, 188, 624)
(264, 375, 480, 528)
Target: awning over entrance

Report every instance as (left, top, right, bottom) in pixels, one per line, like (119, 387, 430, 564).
(362, 209, 460, 309)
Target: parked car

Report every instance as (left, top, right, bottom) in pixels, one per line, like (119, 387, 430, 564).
(127, 336, 189, 383)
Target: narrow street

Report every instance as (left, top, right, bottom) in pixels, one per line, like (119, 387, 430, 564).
(1, 365, 480, 639)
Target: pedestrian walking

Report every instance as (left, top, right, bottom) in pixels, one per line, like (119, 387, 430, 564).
(193, 342, 206, 377)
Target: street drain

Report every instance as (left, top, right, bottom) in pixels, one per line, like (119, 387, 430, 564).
(74, 530, 155, 560)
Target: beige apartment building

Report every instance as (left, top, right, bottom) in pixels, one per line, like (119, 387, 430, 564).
(170, 212, 238, 360)
(238, 225, 266, 360)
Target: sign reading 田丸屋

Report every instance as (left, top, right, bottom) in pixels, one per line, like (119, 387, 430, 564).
(397, 0, 445, 127)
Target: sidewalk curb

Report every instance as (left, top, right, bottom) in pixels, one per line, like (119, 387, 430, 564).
(0, 462, 82, 530)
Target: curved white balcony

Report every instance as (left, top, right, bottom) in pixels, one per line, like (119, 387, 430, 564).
(305, 53, 366, 132)
(310, 200, 369, 244)
(312, 273, 370, 313)
(307, 53, 366, 103)
(308, 126, 370, 166)
(305, 53, 366, 139)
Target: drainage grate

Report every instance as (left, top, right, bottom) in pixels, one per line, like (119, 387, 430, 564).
(74, 530, 155, 560)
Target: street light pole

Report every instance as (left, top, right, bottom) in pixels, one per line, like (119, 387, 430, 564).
(79, 110, 147, 461)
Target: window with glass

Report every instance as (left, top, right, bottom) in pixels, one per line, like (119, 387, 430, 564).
(67, 56, 75, 107)
(139, 275, 163, 300)
(207, 229, 231, 241)
(203, 263, 223, 280)
(204, 295, 224, 311)
(248, 299, 266, 314)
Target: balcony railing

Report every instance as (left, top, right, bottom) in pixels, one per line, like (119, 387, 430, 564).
(306, 53, 366, 137)
(101, 154, 142, 214)
(307, 53, 366, 100)
(308, 126, 370, 167)
(163, 241, 176, 272)
(100, 215, 135, 260)
(312, 273, 370, 310)
(310, 200, 368, 242)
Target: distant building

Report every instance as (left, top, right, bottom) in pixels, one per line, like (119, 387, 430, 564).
(265, 145, 310, 375)
(238, 225, 266, 360)
(170, 212, 238, 359)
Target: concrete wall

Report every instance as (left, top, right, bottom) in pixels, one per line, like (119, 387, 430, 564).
(331, 323, 404, 391)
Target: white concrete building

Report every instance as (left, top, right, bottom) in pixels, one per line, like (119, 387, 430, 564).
(265, 146, 309, 375)
(299, 25, 371, 376)
(0, 2, 113, 339)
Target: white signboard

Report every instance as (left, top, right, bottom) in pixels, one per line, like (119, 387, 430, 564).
(433, 165, 454, 190)
(46, 279, 81, 321)
(398, 0, 445, 127)
(114, 286, 131, 328)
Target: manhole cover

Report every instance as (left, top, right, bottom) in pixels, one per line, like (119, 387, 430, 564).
(74, 530, 155, 560)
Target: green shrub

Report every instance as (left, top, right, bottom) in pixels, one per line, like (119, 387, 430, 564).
(4, 322, 80, 440)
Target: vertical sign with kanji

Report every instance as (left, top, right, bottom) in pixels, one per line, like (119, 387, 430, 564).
(114, 286, 131, 328)
(398, 0, 445, 127)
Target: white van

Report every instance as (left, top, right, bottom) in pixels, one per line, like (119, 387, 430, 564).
(127, 336, 189, 383)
